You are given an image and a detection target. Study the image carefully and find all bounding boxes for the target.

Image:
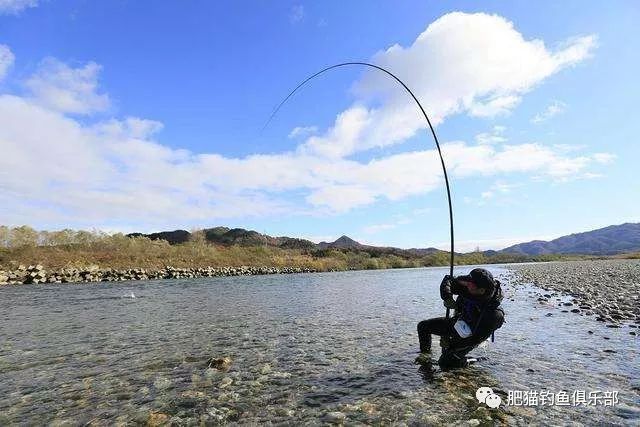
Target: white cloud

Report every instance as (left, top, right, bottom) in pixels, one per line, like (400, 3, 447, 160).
(0, 0, 37, 15)
(25, 58, 110, 115)
(0, 45, 14, 81)
(0, 16, 608, 228)
(592, 152, 616, 164)
(288, 125, 318, 139)
(552, 143, 586, 153)
(476, 181, 519, 202)
(96, 117, 164, 139)
(0, 93, 615, 225)
(306, 185, 377, 212)
(532, 100, 567, 123)
(290, 5, 304, 23)
(469, 95, 521, 117)
(293, 13, 597, 160)
(363, 216, 411, 234)
(475, 125, 507, 145)
(582, 172, 603, 179)
(481, 191, 493, 199)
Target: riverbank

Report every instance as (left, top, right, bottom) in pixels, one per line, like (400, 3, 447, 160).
(0, 264, 318, 285)
(505, 259, 640, 327)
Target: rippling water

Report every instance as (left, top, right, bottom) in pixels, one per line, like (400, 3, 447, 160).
(0, 265, 638, 425)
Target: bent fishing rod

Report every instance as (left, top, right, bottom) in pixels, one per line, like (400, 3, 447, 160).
(264, 62, 455, 317)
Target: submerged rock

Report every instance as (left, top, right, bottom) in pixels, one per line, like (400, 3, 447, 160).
(219, 377, 233, 389)
(323, 411, 346, 424)
(207, 356, 232, 371)
(147, 412, 169, 426)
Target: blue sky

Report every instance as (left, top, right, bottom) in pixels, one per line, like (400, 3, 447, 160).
(0, 1, 638, 250)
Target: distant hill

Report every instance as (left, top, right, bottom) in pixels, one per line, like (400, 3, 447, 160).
(127, 230, 191, 245)
(204, 227, 276, 246)
(318, 235, 363, 249)
(500, 223, 640, 255)
(407, 247, 449, 256)
(129, 227, 317, 250)
(127, 222, 640, 257)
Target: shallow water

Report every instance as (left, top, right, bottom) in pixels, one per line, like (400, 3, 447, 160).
(0, 265, 638, 425)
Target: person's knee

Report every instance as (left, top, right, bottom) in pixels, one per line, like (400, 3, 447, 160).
(417, 320, 428, 333)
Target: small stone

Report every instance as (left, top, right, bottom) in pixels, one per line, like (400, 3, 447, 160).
(274, 408, 295, 417)
(153, 377, 172, 390)
(260, 364, 272, 375)
(360, 402, 376, 414)
(219, 377, 233, 388)
(323, 411, 346, 424)
(207, 356, 232, 371)
(147, 412, 169, 427)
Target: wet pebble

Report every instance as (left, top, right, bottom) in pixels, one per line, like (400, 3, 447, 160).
(219, 377, 233, 388)
(207, 356, 232, 371)
(147, 412, 169, 426)
(323, 411, 346, 424)
(259, 364, 272, 375)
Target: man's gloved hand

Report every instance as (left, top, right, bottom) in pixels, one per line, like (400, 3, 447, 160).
(443, 297, 457, 309)
(440, 274, 453, 286)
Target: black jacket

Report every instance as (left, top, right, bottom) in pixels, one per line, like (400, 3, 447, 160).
(440, 275, 505, 347)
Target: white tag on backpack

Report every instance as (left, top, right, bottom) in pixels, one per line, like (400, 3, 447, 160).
(454, 319, 472, 338)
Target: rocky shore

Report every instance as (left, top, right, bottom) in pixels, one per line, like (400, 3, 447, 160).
(506, 259, 640, 328)
(0, 264, 317, 285)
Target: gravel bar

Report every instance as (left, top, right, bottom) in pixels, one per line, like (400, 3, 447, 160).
(505, 259, 640, 327)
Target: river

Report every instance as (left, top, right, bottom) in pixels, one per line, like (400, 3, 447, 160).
(0, 265, 638, 425)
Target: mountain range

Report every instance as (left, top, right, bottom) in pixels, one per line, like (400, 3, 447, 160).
(128, 222, 640, 256)
(498, 222, 640, 255)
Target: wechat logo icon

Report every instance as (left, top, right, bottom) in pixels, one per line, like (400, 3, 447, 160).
(476, 386, 502, 409)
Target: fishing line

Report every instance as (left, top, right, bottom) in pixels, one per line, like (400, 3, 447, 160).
(264, 62, 455, 317)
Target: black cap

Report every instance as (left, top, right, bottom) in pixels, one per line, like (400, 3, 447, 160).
(469, 268, 496, 290)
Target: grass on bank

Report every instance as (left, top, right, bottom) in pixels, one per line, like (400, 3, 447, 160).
(0, 229, 617, 272)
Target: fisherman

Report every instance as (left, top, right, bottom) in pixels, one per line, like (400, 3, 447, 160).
(416, 268, 505, 369)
